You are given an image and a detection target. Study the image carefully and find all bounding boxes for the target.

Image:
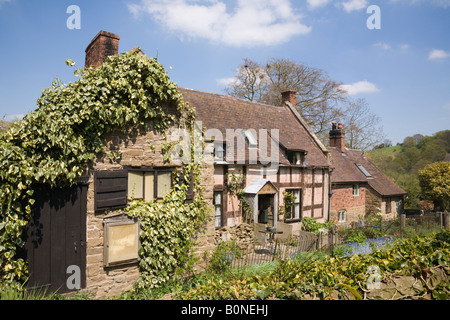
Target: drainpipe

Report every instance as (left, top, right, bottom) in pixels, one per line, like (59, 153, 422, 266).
(328, 169, 333, 222)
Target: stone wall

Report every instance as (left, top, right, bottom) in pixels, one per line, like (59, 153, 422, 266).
(83, 127, 215, 298)
(215, 223, 255, 252)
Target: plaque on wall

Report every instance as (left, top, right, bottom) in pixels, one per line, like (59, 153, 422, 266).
(103, 214, 140, 267)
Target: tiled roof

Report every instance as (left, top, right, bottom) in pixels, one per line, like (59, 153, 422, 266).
(329, 147, 406, 196)
(178, 87, 330, 167)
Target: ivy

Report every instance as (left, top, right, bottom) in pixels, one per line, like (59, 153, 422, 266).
(125, 161, 207, 291)
(0, 49, 201, 286)
(179, 230, 450, 300)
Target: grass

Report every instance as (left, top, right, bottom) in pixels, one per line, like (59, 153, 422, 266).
(366, 145, 402, 164)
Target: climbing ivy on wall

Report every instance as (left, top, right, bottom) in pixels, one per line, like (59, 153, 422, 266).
(0, 49, 204, 286)
(125, 161, 207, 290)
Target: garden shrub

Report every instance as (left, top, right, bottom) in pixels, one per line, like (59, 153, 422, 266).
(208, 240, 243, 273)
(178, 230, 450, 300)
(301, 216, 333, 235)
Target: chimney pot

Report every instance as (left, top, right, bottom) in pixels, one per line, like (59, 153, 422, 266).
(329, 122, 345, 152)
(281, 90, 297, 107)
(85, 31, 120, 68)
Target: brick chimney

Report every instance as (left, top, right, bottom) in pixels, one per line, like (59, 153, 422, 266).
(281, 90, 297, 107)
(329, 121, 346, 152)
(85, 31, 120, 68)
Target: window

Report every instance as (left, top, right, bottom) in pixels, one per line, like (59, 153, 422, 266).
(386, 198, 391, 213)
(243, 129, 257, 148)
(214, 143, 224, 161)
(287, 151, 305, 165)
(353, 184, 360, 196)
(356, 164, 372, 177)
(127, 169, 173, 201)
(338, 210, 347, 223)
(285, 189, 301, 220)
(214, 191, 223, 228)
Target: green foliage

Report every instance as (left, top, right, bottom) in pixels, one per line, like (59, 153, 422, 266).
(367, 130, 450, 209)
(301, 216, 333, 235)
(208, 240, 243, 273)
(419, 161, 450, 211)
(178, 231, 450, 300)
(225, 171, 252, 223)
(279, 190, 296, 219)
(0, 50, 195, 284)
(125, 162, 208, 291)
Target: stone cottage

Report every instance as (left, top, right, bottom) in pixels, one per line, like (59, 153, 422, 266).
(23, 31, 216, 298)
(328, 122, 406, 225)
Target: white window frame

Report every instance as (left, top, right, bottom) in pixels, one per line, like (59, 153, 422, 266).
(338, 210, 347, 223)
(353, 184, 360, 196)
(213, 191, 223, 228)
(285, 189, 301, 221)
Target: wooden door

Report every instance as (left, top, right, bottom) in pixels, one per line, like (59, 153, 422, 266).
(258, 194, 274, 226)
(24, 183, 87, 294)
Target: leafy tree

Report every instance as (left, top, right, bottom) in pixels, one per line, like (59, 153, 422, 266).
(418, 161, 450, 211)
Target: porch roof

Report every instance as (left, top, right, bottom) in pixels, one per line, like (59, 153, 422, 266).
(243, 178, 278, 195)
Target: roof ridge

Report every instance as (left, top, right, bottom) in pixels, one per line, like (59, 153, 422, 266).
(178, 87, 287, 110)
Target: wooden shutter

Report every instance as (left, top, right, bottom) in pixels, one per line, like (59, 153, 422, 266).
(94, 170, 128, 211)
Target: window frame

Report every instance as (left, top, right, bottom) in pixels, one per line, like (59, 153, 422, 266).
(386, 198, 392, 213)
(126, 167, 174, 202)
(213, 191, 223, 228)
(338, 210, 347, 223)
(284, 188, 302, 222)
(353, 184, 360, 196)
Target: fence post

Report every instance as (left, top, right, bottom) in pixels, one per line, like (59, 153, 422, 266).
(400, 214, 406, 230)
(443, 212, 450, 231)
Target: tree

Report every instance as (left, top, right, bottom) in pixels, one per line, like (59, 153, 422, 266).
(418, 161, 450, 211)
(224, 58, 267, 103)
(341, 97, 385, 151)
(224, 58, 346, 141)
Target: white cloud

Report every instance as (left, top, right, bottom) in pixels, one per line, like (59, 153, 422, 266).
(307, 0, 331, 9)
(374, 42, 391, 50)
(216, 77, 238, 87)
(339, 81, 380, 95)
(128, 0, 311, 47)
(341, 0, 369, 12)
(3, 114, 24, 122)
(429, 49, 450, 60)
(400, 44, 410, 51)
(389, 0, 450, 8)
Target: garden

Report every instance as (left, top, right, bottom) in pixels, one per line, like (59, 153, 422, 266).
(1, 215, 449, 300)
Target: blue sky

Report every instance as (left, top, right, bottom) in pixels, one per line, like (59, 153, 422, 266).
(0, 0, 449, 145)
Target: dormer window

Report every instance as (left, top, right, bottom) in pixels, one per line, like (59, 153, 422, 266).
(214, 143, 224, 161)
(243, 129, 258, 148)
(287, 150, 306, 165)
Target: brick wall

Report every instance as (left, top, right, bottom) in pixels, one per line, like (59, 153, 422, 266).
(330, 184, 366, 224)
